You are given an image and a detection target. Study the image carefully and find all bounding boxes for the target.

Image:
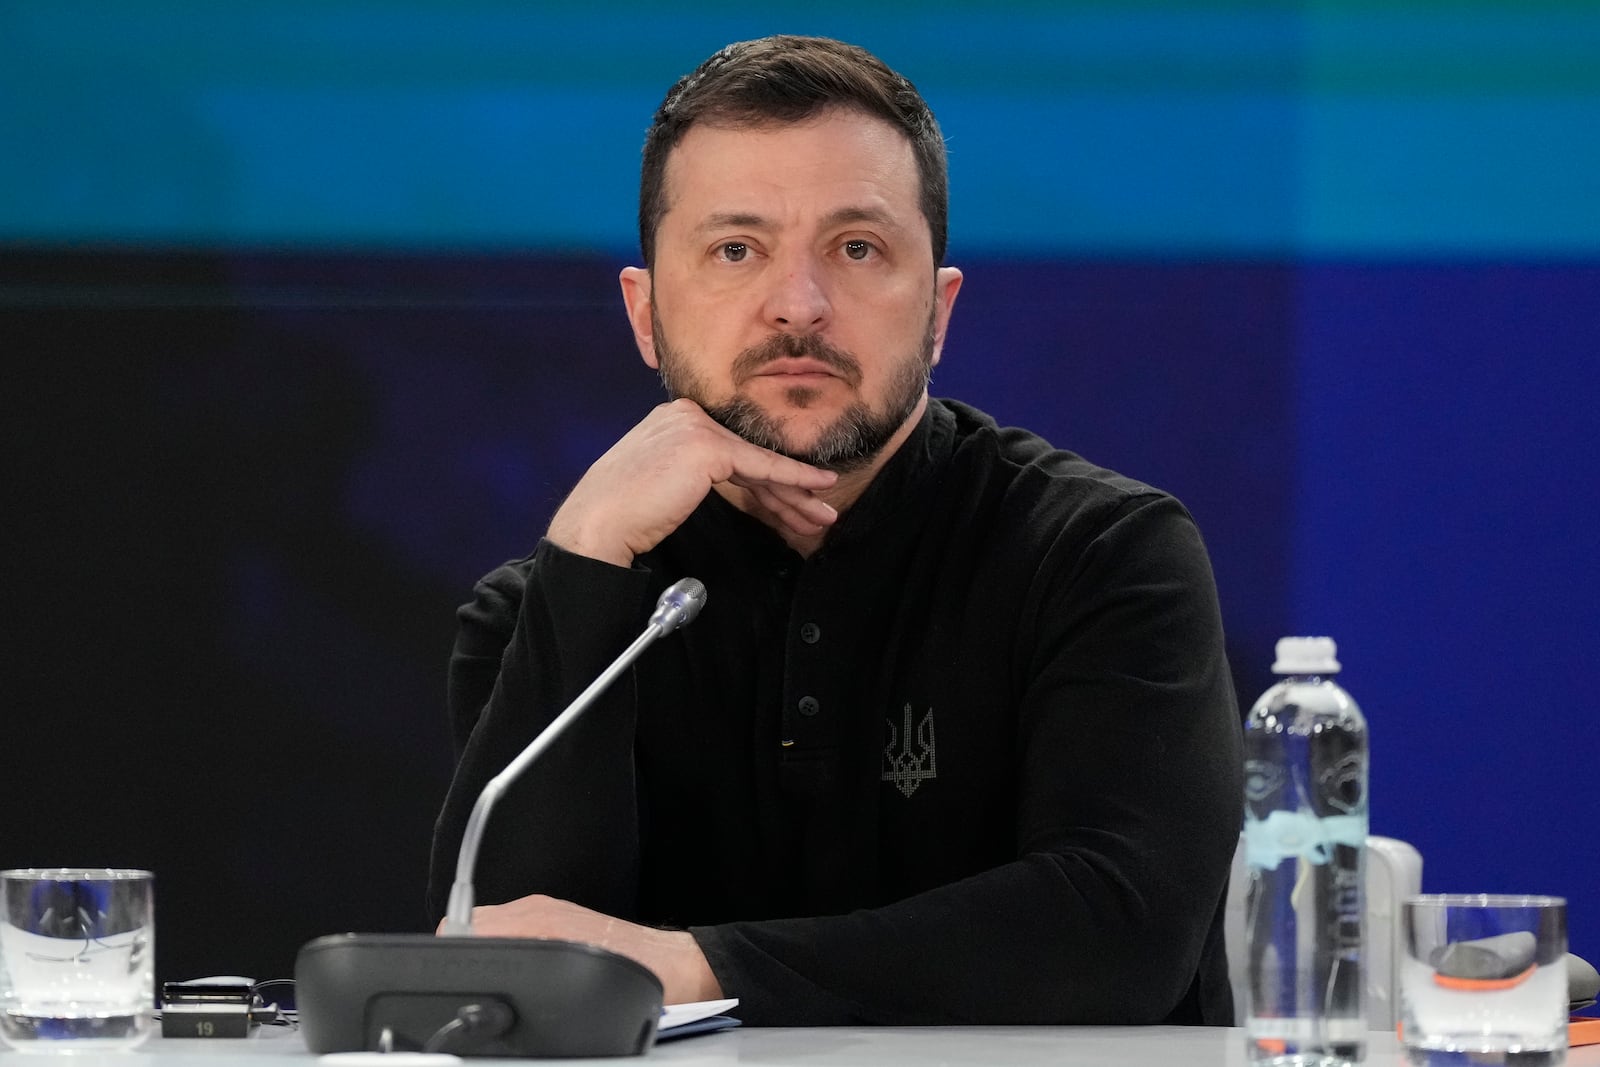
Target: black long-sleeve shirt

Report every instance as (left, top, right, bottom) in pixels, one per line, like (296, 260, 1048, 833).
(429, 398, 1243, 1025)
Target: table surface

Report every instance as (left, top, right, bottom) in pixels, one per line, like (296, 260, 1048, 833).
(5, 1025, 1597, 1066)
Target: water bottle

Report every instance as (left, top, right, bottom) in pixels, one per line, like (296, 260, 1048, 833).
(1243, 636, 1368, 1066)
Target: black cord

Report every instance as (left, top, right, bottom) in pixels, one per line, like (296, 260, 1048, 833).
(251, 978, 296, 995)
(250, 978, 298, 1028)
(421, 1001, 515, 1055)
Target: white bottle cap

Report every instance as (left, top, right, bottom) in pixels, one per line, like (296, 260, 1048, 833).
(1272, 636, 1341, 674)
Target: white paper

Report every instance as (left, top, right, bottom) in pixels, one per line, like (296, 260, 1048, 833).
(659, 998, 739, 1032)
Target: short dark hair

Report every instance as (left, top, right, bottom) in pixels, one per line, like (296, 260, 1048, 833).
(638, 35, 948, 269)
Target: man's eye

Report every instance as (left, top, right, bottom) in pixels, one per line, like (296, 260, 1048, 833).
(843, 239, 874, 260)
(719, 242, 749, 262)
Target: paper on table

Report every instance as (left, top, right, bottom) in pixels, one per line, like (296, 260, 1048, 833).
(660, 999, 739, 1032)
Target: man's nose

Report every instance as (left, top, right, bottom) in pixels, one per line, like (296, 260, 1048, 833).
(762, 252, 831, 333)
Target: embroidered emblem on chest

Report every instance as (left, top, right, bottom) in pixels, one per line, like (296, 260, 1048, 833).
(882, 703, 937, 798)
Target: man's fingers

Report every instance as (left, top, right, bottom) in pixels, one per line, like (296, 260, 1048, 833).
(716, 431, 839, 492)
(743, 482, 836, 536)
(735, 476, 838, 524)
(548, 398, 843, 564)
(443, 892, 720, 1004)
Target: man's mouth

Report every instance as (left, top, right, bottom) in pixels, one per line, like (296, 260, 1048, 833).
(749, 358, 841, 380)
(730, 333, 865, 388)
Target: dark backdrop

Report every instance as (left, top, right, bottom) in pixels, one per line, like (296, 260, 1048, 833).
(4, 248, 1299, 982)
(11, 249, 1595, 981)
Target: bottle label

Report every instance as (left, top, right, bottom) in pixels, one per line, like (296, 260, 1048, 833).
(1244, 809, 1366, 870)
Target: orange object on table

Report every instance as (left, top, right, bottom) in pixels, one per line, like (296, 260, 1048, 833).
(1433, 964, 1537, 993)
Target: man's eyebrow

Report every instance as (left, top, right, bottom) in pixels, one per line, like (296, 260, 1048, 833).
(693, 212, 770, 235)
(820, 205, 901, 231)
(691, 206, 905, 236)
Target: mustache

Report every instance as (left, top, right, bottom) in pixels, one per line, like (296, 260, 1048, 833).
(730, 333, 863, 388)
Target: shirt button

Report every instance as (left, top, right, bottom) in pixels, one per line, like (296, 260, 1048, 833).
(800, 622, 821, 644)
(798, 696, 821, 717)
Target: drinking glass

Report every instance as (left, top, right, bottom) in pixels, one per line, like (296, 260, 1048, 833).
(0, 868, 155, 1052)
(1400, 894, 1567, 1066)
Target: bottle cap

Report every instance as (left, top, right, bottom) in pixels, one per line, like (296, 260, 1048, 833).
(1272, 636, 1341, 675)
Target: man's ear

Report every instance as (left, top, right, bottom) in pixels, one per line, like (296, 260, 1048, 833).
(619, 266, 657, 369)
(928, 266, 964, 369)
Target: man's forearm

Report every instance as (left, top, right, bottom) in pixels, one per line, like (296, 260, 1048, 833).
(689, 845, 1231, 1026)
(430, 540, 654, 919)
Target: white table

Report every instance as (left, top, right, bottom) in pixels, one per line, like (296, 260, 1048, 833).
(7, 1026, 1597, 1066)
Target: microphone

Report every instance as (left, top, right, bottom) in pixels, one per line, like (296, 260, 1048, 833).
(649, 576, 708, 634)
(296, 579, 708, 1058)
(441, 577, 706, 935)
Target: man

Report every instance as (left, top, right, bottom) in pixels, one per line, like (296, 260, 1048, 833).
(430, 35, 1242, 1026)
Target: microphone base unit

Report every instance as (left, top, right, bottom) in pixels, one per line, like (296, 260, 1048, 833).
(295, 933, 663, 1058)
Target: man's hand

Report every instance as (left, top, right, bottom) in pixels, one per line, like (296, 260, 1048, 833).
(547, 398, 839, 567)
(442, 894, 723, 1005)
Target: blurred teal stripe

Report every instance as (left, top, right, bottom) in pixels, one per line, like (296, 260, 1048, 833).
(1301, 95, 1600, 255)
(1306, 7, 1600, 94)
(1, 2, 1595, 253)
(0, 3, 1304, 91)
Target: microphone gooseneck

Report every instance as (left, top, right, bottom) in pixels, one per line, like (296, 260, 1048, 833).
(440, 578, 707, 936)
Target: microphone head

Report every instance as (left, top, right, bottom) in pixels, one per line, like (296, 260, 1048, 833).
(649, 577, 707, 634)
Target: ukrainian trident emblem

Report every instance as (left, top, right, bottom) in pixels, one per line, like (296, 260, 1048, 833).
(882, 703, 937, 798)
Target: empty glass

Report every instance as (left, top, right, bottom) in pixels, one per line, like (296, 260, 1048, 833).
(0, 868, 155, 1052)
(1400, 894, 1567, 1066)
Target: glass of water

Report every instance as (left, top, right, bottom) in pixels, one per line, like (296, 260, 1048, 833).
(0, 868, 155, 1052)
(1400, 894, 1568, 1066)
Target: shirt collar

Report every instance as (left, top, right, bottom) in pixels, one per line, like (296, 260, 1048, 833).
(820, 399, 953, 552)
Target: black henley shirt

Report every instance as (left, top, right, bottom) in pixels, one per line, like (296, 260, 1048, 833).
(429, 397, 1244, 1026)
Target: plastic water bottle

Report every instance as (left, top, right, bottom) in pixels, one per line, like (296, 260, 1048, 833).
(1243, 637, 1368, 1066)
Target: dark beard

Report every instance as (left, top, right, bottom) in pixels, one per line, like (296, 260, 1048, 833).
(652, 309, 935, 474)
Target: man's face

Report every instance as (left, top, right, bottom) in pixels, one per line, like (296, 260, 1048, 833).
(621, 108, 962, 471)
